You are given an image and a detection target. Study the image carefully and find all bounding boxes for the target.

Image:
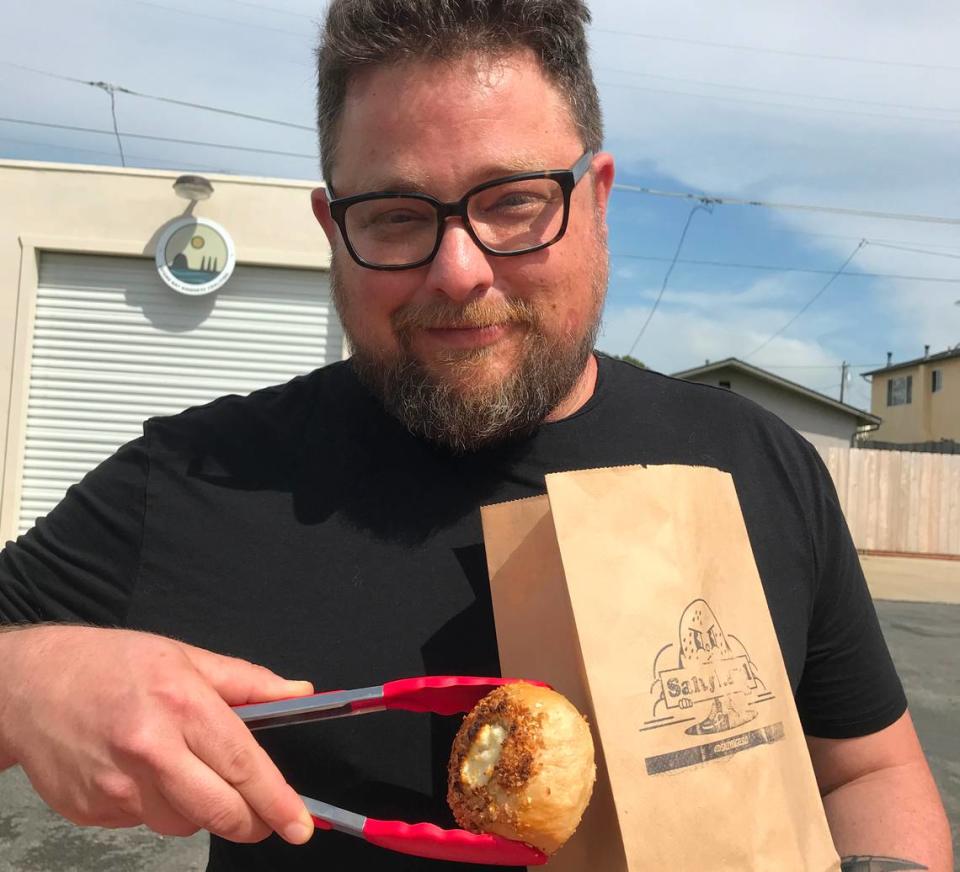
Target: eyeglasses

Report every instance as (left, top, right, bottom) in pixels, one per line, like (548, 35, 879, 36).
(325, 151, 594, 271)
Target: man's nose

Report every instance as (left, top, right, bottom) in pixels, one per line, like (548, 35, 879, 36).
(423, 219, 495, 302)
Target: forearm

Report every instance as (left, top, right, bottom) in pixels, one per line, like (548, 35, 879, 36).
(0, 624, 67, 770)
(0, 625, 32, 770)
(823, 761, 952, 872)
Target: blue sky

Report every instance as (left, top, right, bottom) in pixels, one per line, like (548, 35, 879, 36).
(2, 0, 959, 412)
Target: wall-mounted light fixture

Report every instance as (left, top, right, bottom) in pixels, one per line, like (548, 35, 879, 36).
(173, 175, 214, 201)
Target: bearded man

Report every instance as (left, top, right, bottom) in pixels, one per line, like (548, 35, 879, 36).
(0, 1, 951, 870)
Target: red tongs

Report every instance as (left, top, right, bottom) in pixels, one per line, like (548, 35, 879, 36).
(233, 676, 550, 866)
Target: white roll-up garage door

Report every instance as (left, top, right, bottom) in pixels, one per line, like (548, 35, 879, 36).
(17, 252, 343, 534)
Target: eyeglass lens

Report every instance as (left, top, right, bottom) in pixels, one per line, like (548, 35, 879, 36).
(343, 177, 566, 267)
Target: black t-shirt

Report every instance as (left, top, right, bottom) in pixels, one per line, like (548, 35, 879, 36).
(0, 354, 906, 871)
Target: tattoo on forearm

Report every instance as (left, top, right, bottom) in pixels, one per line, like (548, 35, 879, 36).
(840, 857, 927, 872)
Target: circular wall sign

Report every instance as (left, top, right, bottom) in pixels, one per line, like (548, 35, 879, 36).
(156, 217, 236, 296)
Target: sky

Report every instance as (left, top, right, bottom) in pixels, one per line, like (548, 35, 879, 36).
(2, 0, 959, 412)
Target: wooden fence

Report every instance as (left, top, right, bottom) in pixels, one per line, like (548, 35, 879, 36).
(818, 447, 960, 557)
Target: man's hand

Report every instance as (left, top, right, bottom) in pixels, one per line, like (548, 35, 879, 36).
(0, 625, 316, 845)
(807, 711, 952, 872)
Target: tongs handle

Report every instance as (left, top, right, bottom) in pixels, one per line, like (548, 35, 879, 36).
(362, 819, 548, 866)
(300, 796, 547, 866)
(373, 675, 549, 716)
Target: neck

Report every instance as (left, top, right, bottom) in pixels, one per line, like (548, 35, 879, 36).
(544, 353, 598, 423)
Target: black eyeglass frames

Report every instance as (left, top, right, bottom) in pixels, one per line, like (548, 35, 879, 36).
(324, 151, 595, 271)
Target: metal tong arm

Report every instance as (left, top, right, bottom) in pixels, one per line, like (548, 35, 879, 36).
(233, 675, 547, 731)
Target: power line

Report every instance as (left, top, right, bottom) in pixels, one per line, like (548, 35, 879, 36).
(627, 202, 712, 355)
(612, 183, 960, 226)
(866, 241, 960, 260)
(611, 252, 960, 285)
(745, 239, 867, 360)
(599, 78, 960, 127)
(131, 0, 304, 37)
(597, 66, 960, 117)
(92, 83, 126, 167)
(0, 135, 232, 172)
(0, 116, 319, 159)
(0, 61, 316, 131)
(218, 0, 316, 19)
(752, 363, 883, 370)
(750, 226, 960, 252)
(592, 27, 960, 73)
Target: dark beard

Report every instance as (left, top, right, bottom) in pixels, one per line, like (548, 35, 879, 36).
(332, 268, 603, 454)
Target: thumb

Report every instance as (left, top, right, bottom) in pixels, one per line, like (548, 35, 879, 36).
(178, 643, 314, 706)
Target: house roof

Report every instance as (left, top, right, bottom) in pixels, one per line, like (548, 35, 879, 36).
(862, 346, 960, 376)
(671, 357, 881, 425)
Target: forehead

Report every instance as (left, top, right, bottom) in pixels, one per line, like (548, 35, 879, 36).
(330, 49, 582, 193)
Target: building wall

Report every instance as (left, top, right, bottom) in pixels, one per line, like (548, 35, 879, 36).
(685, 367, 860, 449)
(0, 160, 332, 542)
(866, 357, 960, 444)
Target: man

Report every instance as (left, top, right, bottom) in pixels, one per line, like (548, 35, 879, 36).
(0, 1, 951, 870)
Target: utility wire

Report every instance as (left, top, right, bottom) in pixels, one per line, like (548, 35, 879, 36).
(131, 0, 304, 37)
(752, 363, 883, 370)
(92, 82, 126, 167)
(627, 202, 712, 355)
(0, 117, 318, 159)
(0, 61, 315, 131)
(866, 241, 960, 260)
(218, 0, 316, 19)
(745, 240, 867, 360)
(749, 227, 960, 252)
(599, 78, 960, 127)
(592, 27, 960, 73)
(597, 66, 960, 117)
(0, 134, 231, 172)
(612, 183, 960, 226)
(611, 252, 960, 284)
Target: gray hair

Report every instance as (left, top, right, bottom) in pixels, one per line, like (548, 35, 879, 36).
(315, 0, 603, 185)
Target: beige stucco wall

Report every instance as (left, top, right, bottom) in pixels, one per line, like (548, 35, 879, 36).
(684, 367, 865, 450)
(866, 357, 960, 444)
(0, 160, 331, 542)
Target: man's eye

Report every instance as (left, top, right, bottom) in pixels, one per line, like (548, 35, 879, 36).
(368, 209, 429, 227)
(490, 191, 544, 210)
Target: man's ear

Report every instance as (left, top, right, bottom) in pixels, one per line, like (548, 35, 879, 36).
(590, 152, 616, 224)
(311, 187, 338, 246)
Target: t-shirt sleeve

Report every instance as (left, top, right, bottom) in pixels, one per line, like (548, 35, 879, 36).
(794, 444, 907, 739)
(0, 436, 149, 627)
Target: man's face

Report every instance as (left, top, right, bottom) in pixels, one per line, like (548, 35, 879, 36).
(313, 49, 615, 451)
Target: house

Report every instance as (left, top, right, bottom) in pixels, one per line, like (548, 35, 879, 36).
(0, 160, 341, 543)
(671, 358, 881, 450)
(861, 347, 960, 448)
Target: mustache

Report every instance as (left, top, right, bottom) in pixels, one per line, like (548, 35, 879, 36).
(392, 299, 538, 332)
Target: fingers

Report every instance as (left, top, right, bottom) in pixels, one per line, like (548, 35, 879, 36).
(178, 643, 314, 706)
(151, 751, 274, 843)
(181, 692, 315, 845)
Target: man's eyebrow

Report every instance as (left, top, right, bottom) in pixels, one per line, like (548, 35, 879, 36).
(345, 158, 552, 196)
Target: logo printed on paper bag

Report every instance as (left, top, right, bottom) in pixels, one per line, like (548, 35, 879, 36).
(642, 599, 784, 775)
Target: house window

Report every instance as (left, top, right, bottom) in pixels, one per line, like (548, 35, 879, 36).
(932, 369, 943, 393)
(718, 380, 731, 389)
(887, 374, 912, 406)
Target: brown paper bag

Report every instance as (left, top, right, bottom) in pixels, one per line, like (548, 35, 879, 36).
(481, 465, 841, 871)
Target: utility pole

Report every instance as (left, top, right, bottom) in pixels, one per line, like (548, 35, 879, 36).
(840, 360, 848, 403)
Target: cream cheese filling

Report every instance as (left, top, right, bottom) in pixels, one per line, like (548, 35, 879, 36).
(460, 722, 507, 787)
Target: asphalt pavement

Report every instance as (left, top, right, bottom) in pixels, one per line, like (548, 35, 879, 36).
(1, 598, 957, 870)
